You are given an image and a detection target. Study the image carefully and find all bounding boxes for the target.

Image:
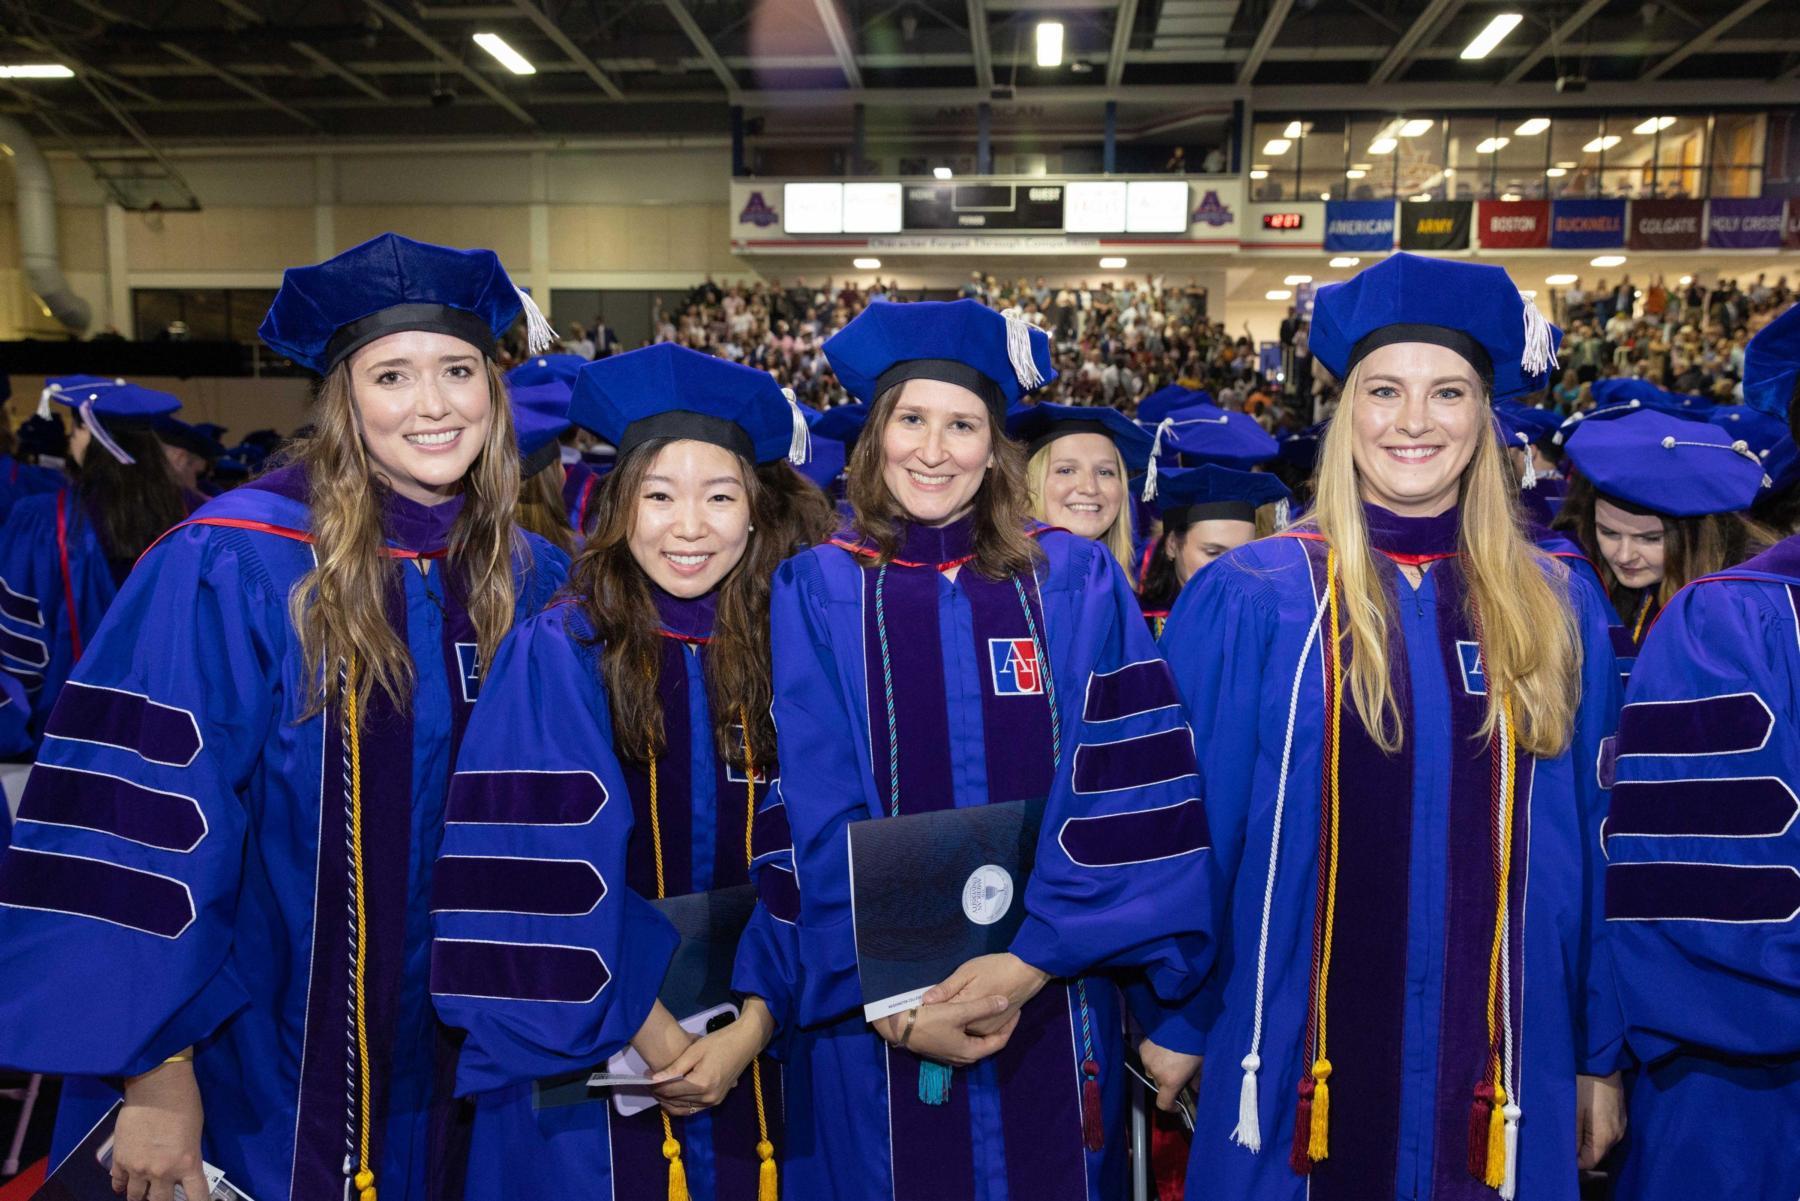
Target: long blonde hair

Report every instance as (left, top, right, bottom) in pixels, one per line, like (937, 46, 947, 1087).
(1311, 364, 1580, 758)
(1025, 438, 1136, 574)
(289, 359, 524, 715)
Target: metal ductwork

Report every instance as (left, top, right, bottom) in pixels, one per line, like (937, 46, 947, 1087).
(0, 115, 92, 335)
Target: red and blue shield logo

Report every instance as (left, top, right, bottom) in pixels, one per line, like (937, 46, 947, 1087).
(988, 638, 1044, 696)
(738, 191, 780, 227)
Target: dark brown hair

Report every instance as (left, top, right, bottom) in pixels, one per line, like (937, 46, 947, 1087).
(565, 440, 834, 770)
(517, 463, 578, 557)
(1556, 471, 1777, 612)
(843, 380, 1042, 578)
(75, 422, 188, 567)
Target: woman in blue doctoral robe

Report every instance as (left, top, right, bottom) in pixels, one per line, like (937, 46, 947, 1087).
(0, 233, 567, 1201)
(1160, 254, 1627, 1201)
(434, 344, 834, 1201)
(1602, 303, 1800, 1201)
(771, 299, 1217, 1201)
(0, 377, 191, 752)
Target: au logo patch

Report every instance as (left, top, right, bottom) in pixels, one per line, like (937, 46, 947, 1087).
(1455, 640, 1487, 696)
(454, 642, 482, 703)
(988, 638, 1044, 696)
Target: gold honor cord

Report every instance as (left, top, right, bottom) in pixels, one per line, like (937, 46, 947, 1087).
(740, 712, 778, 1201)
(345, 658, 376, 1201)
(644, 731, 691, 1201)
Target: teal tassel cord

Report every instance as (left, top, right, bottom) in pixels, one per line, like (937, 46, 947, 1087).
(919, 1061, 954, 1105)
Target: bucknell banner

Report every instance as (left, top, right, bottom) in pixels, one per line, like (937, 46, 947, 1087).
(1549, 199, 1626, 249)
(1628, 199, 1703, 250)
(1477, 200, 1549, 249)
(1398, 200, 1472, 251)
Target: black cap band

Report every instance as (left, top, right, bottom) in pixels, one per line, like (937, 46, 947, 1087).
(519, 439, 562, 480)
(1028, 418, 1116, 458)
(875, 359, 1008, 426)
(1348, 323, 1494, 389)
(617, 410, 754, 463)
(1167, 501, 1260, 526)
(325, 303, 496, 373)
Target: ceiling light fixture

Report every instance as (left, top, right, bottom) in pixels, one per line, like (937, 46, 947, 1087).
(1284, 274, 1313, 285)
(1266, 289, 1294, 301)
(1099, 256, 1129, 269)
(1329, 256, 1361, 268)
(1633, 116, 1677, 134)
(1035, 21, 1064, 68)
(1591, 254, 1626, 268)
(1583, 135, 1621, 152)
(1461, 12, 1523, 59)
(472, 32, 536, 75)
(1368, 137, 1398, 155)
(853, 258, 881, 270)
(1515, 117, 1550, 136)
(1249, 169, 1269, 179)
(1346, 169, 1367, 179)
(1476, 136, 1510, 153)
(1546, 274, 1578, 286)
(1399, 119, 1434, 137)
(1283, 120, 1304, 139)
(1545, 166, 1569, 177)
(933, 166, 953, 179)
(1263, 138, 1292, 155)
(0, 64, 74, 79)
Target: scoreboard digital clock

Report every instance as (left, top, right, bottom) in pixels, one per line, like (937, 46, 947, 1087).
(1261, 212, 1305, 230)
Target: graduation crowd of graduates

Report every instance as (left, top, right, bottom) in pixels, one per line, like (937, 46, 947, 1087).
(0, 232, 1793, 1201)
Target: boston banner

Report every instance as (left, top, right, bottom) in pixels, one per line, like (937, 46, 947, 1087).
(1708, 197, 1786, 249)
(1628, 199, 1703, 250)
(1323, 200, 1396, 252)
(1398, 200, 1472, 250)
(1477, 199, 1549, 249)
(1549, 198, 1626, 249)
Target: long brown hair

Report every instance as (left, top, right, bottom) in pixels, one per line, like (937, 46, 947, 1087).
(844, 381, 1041, 578)
(75, 422, 188, 566)
(1310, 364, 1581, 758)
(566, 441, 832, 769)
(1556, 472, 1776, 611)
(289, 359, 524, 715)
(517, 463, 578, 557)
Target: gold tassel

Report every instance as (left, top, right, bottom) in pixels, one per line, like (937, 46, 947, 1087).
(1307, 1058, 1332, 1163)
(1484, 1085, 1507, 1189)
(757, 1137, 777, 1201)
(661, 1115, 690, 1201)
(355, 1168, 375, 1201)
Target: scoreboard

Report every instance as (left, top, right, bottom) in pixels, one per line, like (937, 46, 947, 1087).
(778, 179, 1197, 236)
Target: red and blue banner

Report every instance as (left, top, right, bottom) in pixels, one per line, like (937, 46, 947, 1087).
(1549, 199, 1626, 248)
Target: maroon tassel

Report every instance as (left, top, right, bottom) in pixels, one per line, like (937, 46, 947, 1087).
(1080, 1059, 1105, 1151)
(1467, 1081, 1495, 1180)
(1288, 1075, 1316, 1175)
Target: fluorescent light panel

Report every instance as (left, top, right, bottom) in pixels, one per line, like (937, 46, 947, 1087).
(1329, 256, 1361, 268)
(1099, 257, 1129, 269)
(1583, 135, 1621, 152)
(1035, 21, 1064, 68)
(1283, 121, 1304, 139)
(1461, 12, 1523, 59)
(1476, 137, 1510, 153)
(1591, 254, 1626, 267)
(1266, 290, 1293, 300)
(1263, 138, 1292, 155)
(1515, 117, 1550, 136)
(1545, 274, 1578, 285)
(1633, 116, 1677, 134)
(1249, 169, 1269, 179)
(1399, 119, 1434, 137)
(1545, 167, 1568, 177)
(473, 32, 535, 75)
(933, 166, 953, 179)
(1345, 169, 1367, 179)
(1368, 137, 1398, 154)
(1284, 274, 1313, 285)
(852, 258, 881, 270)
(0, 64, 73, 78)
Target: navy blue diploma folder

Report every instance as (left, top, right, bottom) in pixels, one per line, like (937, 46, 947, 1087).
(651, 883, 757, 1018)
(847, 797, 1045, 1022)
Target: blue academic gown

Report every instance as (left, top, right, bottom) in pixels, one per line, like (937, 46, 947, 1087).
(440, 589, 793, 1201)
(772, 517, 1216, 1201)
(0, 488, 132, 750)
(1604, 534, 1800, 1201)
(1159, 505, 1623, 1201)
(0, 465, 568, 1201)
(0, 455, 66, 524)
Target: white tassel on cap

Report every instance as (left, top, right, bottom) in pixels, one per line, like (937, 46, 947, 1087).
(79, 398, 135, 466)
(37, 385, 56, 421)
(1520, 294, 1557, 378)
(782, 386, 811, 466)
(1274, 498, 1291, 531)
(999, 307, 1046, 392)
(1516, 434, 1537, 490)
(1142, 417, 1176, 502)
(515, 286, 558, 355)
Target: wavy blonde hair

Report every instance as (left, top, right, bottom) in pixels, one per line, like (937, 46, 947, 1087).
(1311, 364, 1580, 758)
(1025, 438, 1136, 574)
(290, 359, 524, 716)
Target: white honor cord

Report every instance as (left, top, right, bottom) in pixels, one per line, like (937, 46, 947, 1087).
(1142, 417, 1176, 501)
(1231, 567, 1333, 1153)
(782, 385, 811, 465)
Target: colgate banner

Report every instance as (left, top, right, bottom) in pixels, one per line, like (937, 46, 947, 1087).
(1708, 198, 1786, 249)
(1477, 200, 1549, 249)
(1628, 199, 1703, 250)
